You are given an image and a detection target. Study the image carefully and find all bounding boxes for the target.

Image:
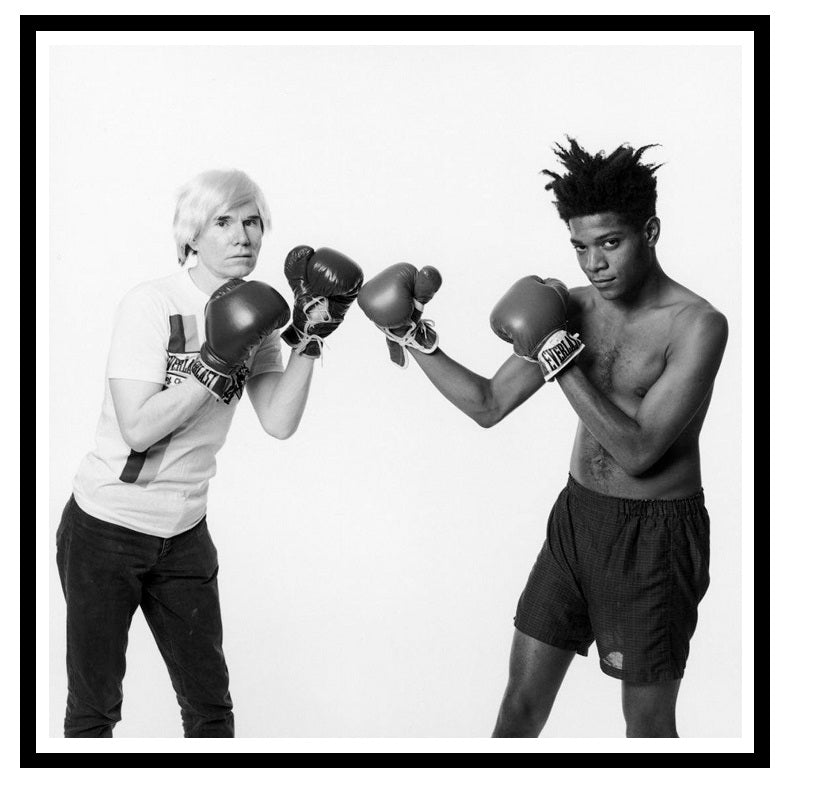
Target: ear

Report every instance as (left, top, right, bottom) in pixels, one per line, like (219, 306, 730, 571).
(644, 216, 661, 247)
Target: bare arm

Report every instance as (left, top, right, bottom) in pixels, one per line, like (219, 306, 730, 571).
(410, 347, 546, 428)
(246, 350, 315, 439)
(556, 307, 729, 475)
(110, 377, 211, 453)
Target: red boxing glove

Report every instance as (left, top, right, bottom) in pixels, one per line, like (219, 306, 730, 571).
(191, 279, 291, 402)
(281, 245, 364, 359)
(490, 276, 584, 381)
(357, 262, 442, 368)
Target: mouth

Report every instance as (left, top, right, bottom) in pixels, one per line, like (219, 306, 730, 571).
(592, 277, 615, 287)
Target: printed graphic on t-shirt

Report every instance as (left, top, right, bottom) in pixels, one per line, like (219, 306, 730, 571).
(164, 313, 249, 400)
(118, 312, 249, 485)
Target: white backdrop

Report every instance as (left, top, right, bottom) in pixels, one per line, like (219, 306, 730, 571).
(47, 42, 742, 739)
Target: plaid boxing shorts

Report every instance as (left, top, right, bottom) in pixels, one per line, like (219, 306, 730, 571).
(514, 475, 711, 684)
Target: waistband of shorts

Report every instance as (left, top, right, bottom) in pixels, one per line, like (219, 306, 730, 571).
(566, 474, 705, 518)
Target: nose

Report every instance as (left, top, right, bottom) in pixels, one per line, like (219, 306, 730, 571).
(233, 223, 251, 245)
(585, 247, 608, 273)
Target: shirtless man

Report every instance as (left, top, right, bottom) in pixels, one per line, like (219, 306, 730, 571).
(357, 139, 728, 737)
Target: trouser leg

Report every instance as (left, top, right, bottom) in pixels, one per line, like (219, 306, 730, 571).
(56, 498, 145, 738)
(140, 519, 234, 738)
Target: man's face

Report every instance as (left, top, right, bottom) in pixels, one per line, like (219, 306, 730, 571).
(191, 201, 264, 281)
(568, 212, 653, 300)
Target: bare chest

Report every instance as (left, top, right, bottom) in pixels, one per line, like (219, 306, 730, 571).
(574, 313, 669, 405)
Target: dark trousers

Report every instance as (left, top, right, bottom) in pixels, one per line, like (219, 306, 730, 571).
(56, 496, 234, 738)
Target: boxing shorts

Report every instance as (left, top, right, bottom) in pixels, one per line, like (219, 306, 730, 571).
(514, 475, 711, 683)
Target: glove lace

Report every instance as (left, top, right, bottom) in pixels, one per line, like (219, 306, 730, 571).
(294, 331, 327, 363)
(302, 296, 336, 325)
(382, 317, 435, 345)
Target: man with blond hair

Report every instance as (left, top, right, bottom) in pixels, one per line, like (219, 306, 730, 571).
(56, 169, 363, 737)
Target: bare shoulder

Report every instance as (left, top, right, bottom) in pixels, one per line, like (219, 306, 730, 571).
(567, 284, 594, 317)
(670, 283, 727, 329)
(668, 284, 729, 354)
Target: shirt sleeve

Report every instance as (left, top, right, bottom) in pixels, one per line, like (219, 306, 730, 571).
(106, 285, 169, 384)
(248, 329, 286, 378)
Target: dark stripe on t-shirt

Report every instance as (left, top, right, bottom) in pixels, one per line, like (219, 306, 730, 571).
(119, 449, 148, 483)
(119, 313, 195, 483)
(168, 314, 186, 353)
(119, 433, 172, 484)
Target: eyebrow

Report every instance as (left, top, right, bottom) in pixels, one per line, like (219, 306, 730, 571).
(569, 230, 624, 245)
(214, 214, 261, 223)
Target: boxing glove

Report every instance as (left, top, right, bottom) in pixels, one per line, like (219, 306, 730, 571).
(357, 262, 442, 367)
(490, 276, 584, 381)
(281, 245, 364, 358)
(191, 278, 291, 402)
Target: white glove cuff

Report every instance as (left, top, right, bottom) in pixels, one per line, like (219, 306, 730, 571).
(536, 330, 585, 381)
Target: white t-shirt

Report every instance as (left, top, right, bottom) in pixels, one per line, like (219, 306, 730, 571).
(73, 269, 285, 537)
